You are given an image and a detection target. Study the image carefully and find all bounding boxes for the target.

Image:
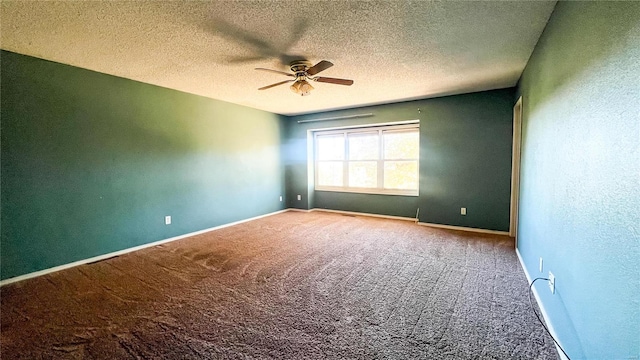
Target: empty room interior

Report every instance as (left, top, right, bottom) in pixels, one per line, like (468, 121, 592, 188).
(1, 1, 638, 359)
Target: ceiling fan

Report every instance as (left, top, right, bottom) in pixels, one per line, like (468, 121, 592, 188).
(256, 60, 354, 96)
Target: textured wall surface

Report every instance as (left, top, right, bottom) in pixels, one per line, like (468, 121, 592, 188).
(1, 51, 286, 280)
(516, 2, 640, 358)
(284, 89, 514, 231)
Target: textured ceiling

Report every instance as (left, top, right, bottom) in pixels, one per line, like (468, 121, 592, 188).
(1, 1, 556, 115)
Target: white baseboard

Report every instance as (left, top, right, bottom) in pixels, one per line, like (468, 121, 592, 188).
(286, 208, 311, 213)
(309, 208, 416, 222)
(418, 222, 509, 236)
(289, 208, 509, 235)
(0, 209, 289, 287)
(0, 208, 513, 287)
(516, 248, 569, 360)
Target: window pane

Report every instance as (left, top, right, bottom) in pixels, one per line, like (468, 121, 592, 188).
(384, 161, 418, 190)
(348, 161, 377, 188)
(317, 161, 343, 186)
(348, 132, 378, 160)
(317, 135, 344, 160)
(384, 131, 419, 160)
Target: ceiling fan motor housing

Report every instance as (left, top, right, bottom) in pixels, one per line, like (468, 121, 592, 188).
(290, 61, 311, 75)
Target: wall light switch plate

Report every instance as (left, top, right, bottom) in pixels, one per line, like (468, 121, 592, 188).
(461, 207, 467, 215)
(279, 196, 283, 202)
(539, 257, 544, 272)
(165, 216, 171, 225)
(297, 195, 301, 201)
(548, 271, 555, 294)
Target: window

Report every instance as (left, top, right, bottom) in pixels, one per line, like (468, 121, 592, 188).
(315, 123, 419, 196)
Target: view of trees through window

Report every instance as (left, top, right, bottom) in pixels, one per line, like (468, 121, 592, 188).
(315, 124, 419, 196)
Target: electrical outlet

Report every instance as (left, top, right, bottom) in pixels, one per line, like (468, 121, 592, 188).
(461, 207, 466, 215)
(539, 257, 544, 272)
(297, 195, 301, 201)
(165, 216, 172, 225)
(279, 196, 283, 202)
(548, 271, 555, 294)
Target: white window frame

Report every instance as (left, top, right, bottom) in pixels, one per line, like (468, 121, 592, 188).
(314, 123, 419, 196)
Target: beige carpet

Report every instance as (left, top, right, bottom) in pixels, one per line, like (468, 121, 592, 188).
(1, 211, 558, 359)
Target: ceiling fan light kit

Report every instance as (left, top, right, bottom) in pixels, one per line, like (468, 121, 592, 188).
(290, 79, 314, 96)
(256, 60, 354, 96)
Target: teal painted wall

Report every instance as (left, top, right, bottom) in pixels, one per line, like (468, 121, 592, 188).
(516, 2, 639, 359)
(1, 51, 286, 280)
(284, 89, 514, 231)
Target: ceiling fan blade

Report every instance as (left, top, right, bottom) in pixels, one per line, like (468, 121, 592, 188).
(315, 77, 354, 86)
(306, 60, 333, 76)
(258, 80, 294, 90)
(255, 68, 295, 77)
